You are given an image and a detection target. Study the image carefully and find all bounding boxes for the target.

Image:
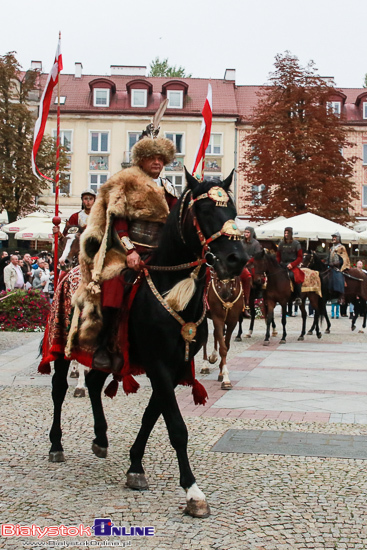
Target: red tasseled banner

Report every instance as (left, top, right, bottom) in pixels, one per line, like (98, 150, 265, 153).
(122, 373, 140, 395)
(192, 379, 208, 406)
(104, 378, 119, 399)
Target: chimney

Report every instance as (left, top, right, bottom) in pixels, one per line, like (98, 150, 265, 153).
(75, 62, 83, 78)
(224, 69, 236, 82)
(31, 61, 42, 71)
(110, 65, 146, 76)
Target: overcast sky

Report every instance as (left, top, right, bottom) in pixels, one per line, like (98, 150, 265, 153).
(2, 0, 366, 88)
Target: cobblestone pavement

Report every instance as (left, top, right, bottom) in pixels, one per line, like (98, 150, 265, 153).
(1, 311, 367, 549)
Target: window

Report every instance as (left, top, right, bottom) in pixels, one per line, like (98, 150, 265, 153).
(167, 90, 183, 109)
(364, 103, 367, 120)
(165, 132, 184, 154)
(327, 101, 341, 116)
(93, 88, 110, 107)
(363, 185, 367, 207)
(89, 131, 109, 153)
(203, 174, 223, 182)
(166, 174, 184, 196)
(363, 144, 367, 165)
(89, 156, 109, 170)
(52, 174, 71, 195)
(89, 173, 109, 193)
(54, 96, 66, 105)
(251, 184, 265, 205)
(131, 89, 147, 107)
(128, 132, 141, 151)
(52, 129, 73, 152)
(206, 134, 223, 155)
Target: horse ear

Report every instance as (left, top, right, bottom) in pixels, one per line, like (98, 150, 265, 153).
(222, 169, 235, 191)
(184, 167, 199, 191)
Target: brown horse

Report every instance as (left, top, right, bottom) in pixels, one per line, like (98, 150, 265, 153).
(201, 272, 244, 389)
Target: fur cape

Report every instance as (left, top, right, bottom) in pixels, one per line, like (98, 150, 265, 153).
(66, 166, 170, 354)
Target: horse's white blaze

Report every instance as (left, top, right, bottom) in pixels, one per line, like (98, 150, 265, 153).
(59, 234, 75, 264)
(186, 483, 206, 502)
(221, 364, 231, 384)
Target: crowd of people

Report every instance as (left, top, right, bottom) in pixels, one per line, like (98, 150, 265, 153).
(0, 250, 54, 301)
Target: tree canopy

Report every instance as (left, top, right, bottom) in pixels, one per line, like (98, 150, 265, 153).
(148, 57, 191, 78)
(239, 52, 358, 223)
(0, 52, 69, 223)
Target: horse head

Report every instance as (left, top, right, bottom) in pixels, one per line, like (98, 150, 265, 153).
(58, 226, 81, 271)
(182, 170, 248, 279)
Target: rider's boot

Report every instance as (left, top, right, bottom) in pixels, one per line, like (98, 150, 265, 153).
(92, 307, 123, 374)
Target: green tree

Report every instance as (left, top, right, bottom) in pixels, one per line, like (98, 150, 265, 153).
(0, 52, 69, 223)
(148, 57, 191, 78)
(240, 52, 359, 223)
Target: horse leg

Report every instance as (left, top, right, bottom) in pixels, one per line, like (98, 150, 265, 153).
(49, 358, 70, 462)
(214, 323, 226, 383)
(69, 359, 79, 379)
(73, 364, 87, 398)
(298, 298, 307, 341)
(149, 366, 210, 518)
(351, 304, 357, 331)
(271, 313, 278, 336)
(200, 340, 210, 374)
(280, 304, 287, 344)
(263, 303, 272, 346)
(85, 369, 110, 457)
(208, 325, 219, 364)
(127, 392, 162, 490)
(324, 302, 331, 334)
(219, 320, 235, 390)
(235, 313, 243, 341)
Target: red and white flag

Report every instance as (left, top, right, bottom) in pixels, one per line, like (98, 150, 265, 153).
(32, 36, 63, 180)
(191, 83, 213, 176)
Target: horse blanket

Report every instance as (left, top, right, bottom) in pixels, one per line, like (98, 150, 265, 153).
(301, 268, 322, 297)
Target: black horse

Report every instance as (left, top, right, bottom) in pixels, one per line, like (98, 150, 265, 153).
(47, 172, 247, 519)
(304, 251, 367, 335)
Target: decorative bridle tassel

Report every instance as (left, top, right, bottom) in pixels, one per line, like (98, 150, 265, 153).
(164, 266, 200, 312)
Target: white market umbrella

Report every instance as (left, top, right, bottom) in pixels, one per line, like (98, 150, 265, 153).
(256, 212, 360, 242)
(0, 211, 8, 223)
(14, 219, 65, 241)
(0, 230, 8, 240)
(2, 212, 53, 234)
(235, 216, 286, 233)
(356, 230, 367, 244)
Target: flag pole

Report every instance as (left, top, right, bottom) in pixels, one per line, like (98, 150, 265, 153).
(52, 31, 62, 289)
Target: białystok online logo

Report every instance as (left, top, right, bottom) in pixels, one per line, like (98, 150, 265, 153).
(1, 520, 155, 539)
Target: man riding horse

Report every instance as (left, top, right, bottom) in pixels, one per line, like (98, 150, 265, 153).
(240, 226, 263, 316)
(276, 227, 304, 305)
(69, 125, 177, 372)
(327, 231, 350, 301)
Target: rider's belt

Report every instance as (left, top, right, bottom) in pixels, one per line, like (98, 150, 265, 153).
(128, 220, 164, 249)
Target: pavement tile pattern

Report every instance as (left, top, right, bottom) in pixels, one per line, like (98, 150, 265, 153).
(0, 311, 367, 549)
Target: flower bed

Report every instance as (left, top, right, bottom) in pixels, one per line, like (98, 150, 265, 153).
(0, 289, 50, 331)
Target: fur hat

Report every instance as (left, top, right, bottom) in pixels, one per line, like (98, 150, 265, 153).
(131, 137, 176, 167)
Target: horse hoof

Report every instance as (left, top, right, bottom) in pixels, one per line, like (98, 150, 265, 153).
(234, 337, 242, 342)
(244, 334, 252, 339)
(73, 388, 86, 398)
(279, 339, 286, 345)
(317, 333, 322, 339)
(184, 499, 211, 519)
(351, 325, 356, 331)
(49, 451, 65, 463)
(307, 330, 313, 336)
(209, 357, 218, 365)
(92, 443, 107, 458)
(263, 341, 270, 346)
(221, 381, 232, 390)
(325, 329, 330, 334)
(200, 367, 210, 374)
(126, 473, 149, 491)
(272, 331, 278, 336)
(69, 370, 79, 379)
(217, 374, 223, 382)
(298, 336, 304, 341)
(359, 330, 364, 334)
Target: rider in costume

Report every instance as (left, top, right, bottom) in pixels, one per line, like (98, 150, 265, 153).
(328, 231, 350, 298)
(240, 226, 263, 316)
(52, 189, 97, 238)
(69, 125, 177, 371)
(276, 227, 304, 305)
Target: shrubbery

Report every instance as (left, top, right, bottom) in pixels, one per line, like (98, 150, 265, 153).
(0, 289, 50, 331)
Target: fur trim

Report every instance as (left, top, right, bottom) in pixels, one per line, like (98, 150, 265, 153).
(131, 137, 176, 166)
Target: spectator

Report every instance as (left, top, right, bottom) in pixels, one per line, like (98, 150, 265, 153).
(331, 299, 340, 319)
(3, 254, 25, 291)
(32, 258, 46, 290)
(0, 251, 9, 291)
(21, 253, 33, 289)
(40, 261, 53, 301)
